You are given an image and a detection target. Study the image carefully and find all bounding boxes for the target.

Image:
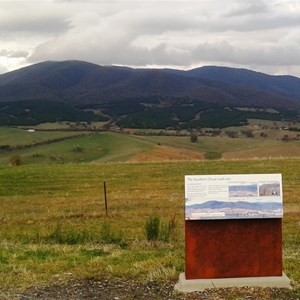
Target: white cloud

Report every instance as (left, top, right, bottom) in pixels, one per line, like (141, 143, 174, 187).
(0, 0, 300, 77)
(0, 63, 7, 74)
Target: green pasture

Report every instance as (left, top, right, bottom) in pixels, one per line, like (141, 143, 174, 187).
(0, 159, 299, 298)
(19, 121, 108, 130)
(132, 134, 300, 158)
(1, 127, 300, 166)
(0, 127, 85, 146)
(0, 131, 158, 165)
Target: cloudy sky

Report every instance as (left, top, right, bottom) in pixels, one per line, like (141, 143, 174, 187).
(1, 0, 300, 76)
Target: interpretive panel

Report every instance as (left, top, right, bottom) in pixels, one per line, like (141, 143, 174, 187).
(185, 174, 283, 220)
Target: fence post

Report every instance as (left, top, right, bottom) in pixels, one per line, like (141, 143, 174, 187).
(103, 181, 108, 216)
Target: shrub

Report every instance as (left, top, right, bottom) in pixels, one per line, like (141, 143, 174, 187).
(204, 151, 222, 160)
(45, 223, 91, 244)
(159, 215, 177, 242)
(72, 145, 85, 152)
(9, 155, 22, 166)
(100, 221, 127, 247)
(225, 131, 238, 138)
(190, 133, 198, 143)
(41, 222, 127, 246)
(145, 215, 160, 241)
(241, 130, 254, 138)
(0, 145, 11, 152)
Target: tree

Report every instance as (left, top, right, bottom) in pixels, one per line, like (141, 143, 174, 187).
(260, 132, 268, 138)
(190, 133, 198, 143)
(225, 131, 238, 138)
(282, 134, 289, 142)
(241, 130, 254, 138)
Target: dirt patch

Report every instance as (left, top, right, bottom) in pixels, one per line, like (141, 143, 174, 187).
(128, 146, 205, 163)
(9, 277, 298, 300)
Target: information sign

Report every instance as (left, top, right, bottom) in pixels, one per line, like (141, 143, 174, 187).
(185, 174, 283, 220)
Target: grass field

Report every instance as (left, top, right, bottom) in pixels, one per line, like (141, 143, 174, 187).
(0, 159, 299, 298)
(0, 127, 300, 166)
(0, 131, 158, 165)
(0, 127, 87, 147)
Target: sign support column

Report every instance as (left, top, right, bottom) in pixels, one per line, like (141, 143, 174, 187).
(175, 174, 291, 292)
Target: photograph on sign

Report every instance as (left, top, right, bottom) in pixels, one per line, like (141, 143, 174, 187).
(185, 174, 283, 220)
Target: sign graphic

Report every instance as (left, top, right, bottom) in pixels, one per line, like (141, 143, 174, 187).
(185, 174, 283, 220)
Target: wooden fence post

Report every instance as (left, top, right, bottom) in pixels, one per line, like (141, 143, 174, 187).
(103, 181, 108, 216)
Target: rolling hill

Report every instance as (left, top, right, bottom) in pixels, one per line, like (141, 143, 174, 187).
(0, 60, 299, 127)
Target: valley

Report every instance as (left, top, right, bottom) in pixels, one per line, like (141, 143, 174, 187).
(0, 61, 300, 299)
(1, 117, 299, 166)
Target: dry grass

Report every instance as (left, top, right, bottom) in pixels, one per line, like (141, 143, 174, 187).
(0, 158, 299, 296)
(128, 145, 205, 162)
(223, 142, 300, 159)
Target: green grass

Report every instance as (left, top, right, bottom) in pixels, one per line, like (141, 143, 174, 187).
(0, 127, 84, 146)
(136, 134, 300, 157)
(1, 127, 300, 166)
(0, 159, 299, 297)
(0, 132, 158, 165)
(19, 121, 108, 130)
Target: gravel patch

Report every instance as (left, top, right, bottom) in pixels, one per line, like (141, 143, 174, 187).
(4, 277, 296, 300)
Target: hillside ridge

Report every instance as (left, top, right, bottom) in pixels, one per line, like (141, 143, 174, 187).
(0, 60, 299, 127)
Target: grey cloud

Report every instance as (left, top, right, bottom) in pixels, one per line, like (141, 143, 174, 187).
(191, 41, 235, 63)
(191, 41, 300, 67)
(8, 50, 29, 58)
(0, 49, 9, 56)
(28, 32, 191, 67)
(4, 0, 300, 77)
(215, 1, 300, 33)
(231, 14, 300, 32)
(55, 0, 104, 2)
(0, 49, 29, 58)
(135, 43, 191, 66)
(121, 5, 196, 35)
(225, 2, 269, 17)
(27, 12, 300, 71)
(202, 10, 300, 33)
(0, 17, 71, 34)
(129, 16, 193, 36)
(54, 0, 100, 2)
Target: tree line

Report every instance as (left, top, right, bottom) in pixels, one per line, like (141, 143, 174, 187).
(0, 133, 88, 153)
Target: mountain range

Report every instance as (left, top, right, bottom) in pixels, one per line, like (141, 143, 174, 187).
(0, 60, 299, 127)
(186, 200, 282, 211)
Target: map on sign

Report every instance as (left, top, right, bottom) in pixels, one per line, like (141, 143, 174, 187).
(185, 174, 283, 220)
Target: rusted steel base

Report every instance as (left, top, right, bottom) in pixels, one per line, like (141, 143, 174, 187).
(185, 219, 282, 279)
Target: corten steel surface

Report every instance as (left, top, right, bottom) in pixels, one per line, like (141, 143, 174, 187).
(185, 219, 282, 279)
